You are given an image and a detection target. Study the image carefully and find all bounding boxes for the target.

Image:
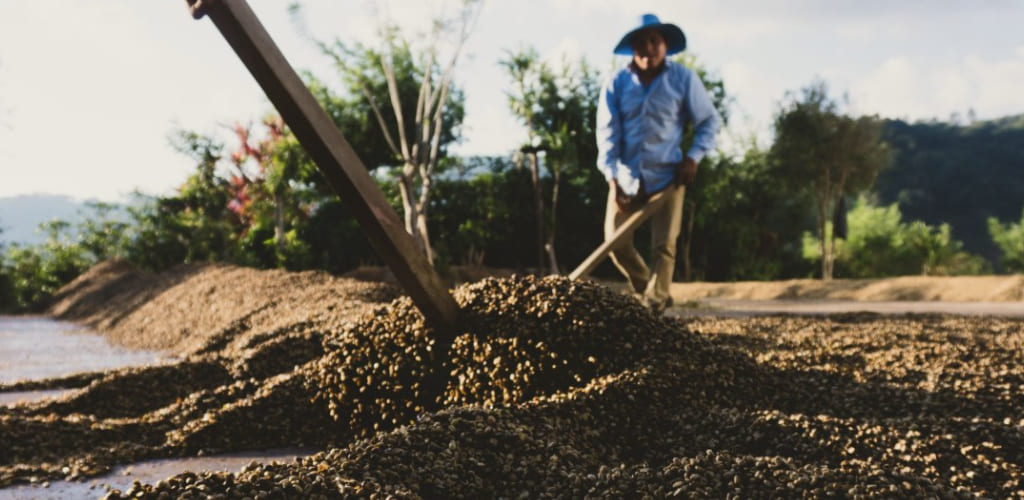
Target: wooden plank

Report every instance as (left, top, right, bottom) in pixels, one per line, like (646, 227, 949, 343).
(568, 187, 675, 281)
(188, 0, 459, 333)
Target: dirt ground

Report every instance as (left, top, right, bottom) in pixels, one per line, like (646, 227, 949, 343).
(339, 263, 1024, 302)
(48, 261, 1023, 354)
(45, 260, 401, 353)
(0, 260, 1021, 498)
(669, 274, 1024, 302)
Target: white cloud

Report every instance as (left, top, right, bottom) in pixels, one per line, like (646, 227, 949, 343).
(716, 60, 790, 151)
(0, 2, 272, 201)
(932, 65, 973, 111)
(850, 57, 922, 118)
(963, 54, 1024, 119)
(297, 0, 485, 58)
(832, 17, 910, 43)
(547, 0, 633, 16)
(544, 37, 585, 67)
(455, 101, 524, 156)
(536, 0, 792, 48)
(689, 16, 787, 48)
(850, 53, 1024, 122)
(3, 0, 1024, 202)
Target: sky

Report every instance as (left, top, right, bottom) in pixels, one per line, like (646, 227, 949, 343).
(0, 0, 1022, 203)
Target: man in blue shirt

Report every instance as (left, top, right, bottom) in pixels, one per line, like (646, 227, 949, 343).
(597, 13, 722, 314)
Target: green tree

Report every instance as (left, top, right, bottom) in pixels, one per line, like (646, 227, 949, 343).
(501, 47, 548, 272)
(0, 227, 13, 311)
(685, 146, 813, 281)
(2, 245, 49, 310)
(121, 131, 239, 271)
(427, 156, 532, 270)
(34, 219, 92, 285)
(669, 54, 734, 280)
(228, 117, 318, 269)
(0, 202, 133, 310)
(878, 115, 1024, 266)
(500, 48, 602, 273)
(988, 208, 1024, 272)
(771, 81, 891, 279)
(76, 201, 129, 262)
(1, 220, 91, 311)
(312, 2, 480, 265)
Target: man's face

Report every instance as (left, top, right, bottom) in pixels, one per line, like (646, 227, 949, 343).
(631, 28, 667, 71)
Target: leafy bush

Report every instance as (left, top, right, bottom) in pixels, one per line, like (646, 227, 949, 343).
(0, 203, 134, 311)
(0, 229, 12, 311)
(1, 221, 93, 311)
(803, 196, 988, 278)
(688, 149, 813, 281)
(988, 209, 1024, 272)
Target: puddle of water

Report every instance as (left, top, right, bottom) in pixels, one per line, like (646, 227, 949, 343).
(0, 316, 168, 385)
(0, 448, 317, 500)
(675, 299, 1024, 317)
(0, 317, 318, 499)
(0, 388, 74, 407)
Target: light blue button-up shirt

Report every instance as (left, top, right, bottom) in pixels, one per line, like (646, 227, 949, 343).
(597, 60, 722, 196)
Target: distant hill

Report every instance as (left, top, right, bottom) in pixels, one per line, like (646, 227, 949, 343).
(876, 114, 1024, 269)
(0, 194, 88, 245)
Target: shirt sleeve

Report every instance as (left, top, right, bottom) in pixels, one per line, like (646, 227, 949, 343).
(596, 76, 622, 182)
(682, 71, 722, 163)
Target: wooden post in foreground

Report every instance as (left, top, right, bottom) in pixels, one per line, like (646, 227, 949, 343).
(185, 0, 459, 332)
(568, 188, 673, 281)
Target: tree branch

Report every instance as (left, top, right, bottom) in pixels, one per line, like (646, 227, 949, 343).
(359, 84, 402, 158)
(381, 51, 411, 161)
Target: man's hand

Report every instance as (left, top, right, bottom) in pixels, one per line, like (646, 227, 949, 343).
(675, 157, 699, 186)
(611, 180, 646, 212)
(611, 180, 631, 212)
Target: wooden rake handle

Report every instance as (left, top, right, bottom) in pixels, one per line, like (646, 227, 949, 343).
(186, 0, 460, 333)
(568, 187, 676, 281)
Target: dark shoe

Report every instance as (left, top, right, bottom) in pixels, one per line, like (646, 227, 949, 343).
(635, 295, 672, 316)
(650, 297, 673, 316)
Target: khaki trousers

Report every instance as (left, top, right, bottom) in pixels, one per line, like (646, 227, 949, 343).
(604, 184, 686, 305)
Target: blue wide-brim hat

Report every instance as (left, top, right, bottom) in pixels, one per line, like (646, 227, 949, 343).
(613, 13, 686, 56)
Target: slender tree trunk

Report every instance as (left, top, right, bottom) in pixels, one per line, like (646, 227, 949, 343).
(826, 197, 838, 280)
(528, 151, 545, 273)
(817, 196, 830, 280)
(829, 173, 849, 280)
(331, 2, 480, 274)
(826, 228, 835, 280)
(416, 172, 436, 265)
(397, 167, 428, 257)
(544, 167, 561, 275)
(682, 200, 696, 281)
(415, 211, 434, 265)
(274, 191, 286, 258)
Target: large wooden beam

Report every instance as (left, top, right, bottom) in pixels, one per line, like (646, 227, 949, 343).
(185, 0, 459, 333)
(568, 188, 675, 281)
